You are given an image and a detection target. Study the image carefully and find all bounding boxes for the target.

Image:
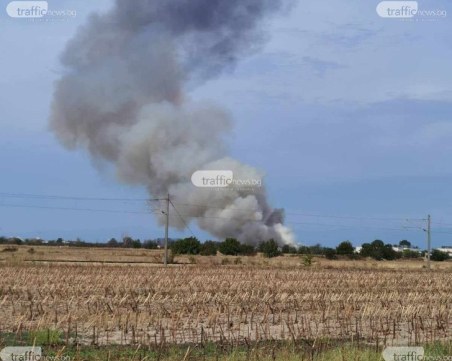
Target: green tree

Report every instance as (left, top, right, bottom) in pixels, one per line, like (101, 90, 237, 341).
(131, 239, 142, 249)
(122, 237, 134, 248)
(143, 240, 158, 249)
(259, 239, 281, 258)
(200, 241, 218, 256)
(282, 245, 298, 254)
(309, 244, 324, 255)
(431, 249, 450, 262)
(360, 240, 401, 260)
(107, 238, 119, 247)
(336, 241, 354, 256)
(171, 237, 201, 255)
(219, 238, 242, 256)
(239, 243, 256, 256)
(399, 240, 411, 248)
(382, 244, 400, 260)
(324, 248, 337, 260)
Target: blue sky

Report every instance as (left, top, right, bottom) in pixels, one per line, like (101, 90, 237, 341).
(1, 0, 452, 248)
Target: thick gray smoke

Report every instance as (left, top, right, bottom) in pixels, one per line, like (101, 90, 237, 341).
(50, 0, 295, 246)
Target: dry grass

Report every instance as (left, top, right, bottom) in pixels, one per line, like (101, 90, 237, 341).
(1, 245, 450, 270)
(0, 260, 451, 348)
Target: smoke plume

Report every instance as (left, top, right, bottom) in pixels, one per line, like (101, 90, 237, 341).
(50, 0, 295, 246)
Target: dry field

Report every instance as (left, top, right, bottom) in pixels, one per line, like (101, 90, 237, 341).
(1, 254, 452, 349)
(2, 245, 452, 270)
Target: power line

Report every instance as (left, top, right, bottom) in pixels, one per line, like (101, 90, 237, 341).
(0, 202, 426, 233)
(171, 202, 424, 222)
(431, 222, 452, 227)
(0, 203, 151, 215)
(0, 193, 438, 236)
(166, 213, 424, 233)
(0, 192, 163, 202)
(169, 200, 196, 237)
(0, 193, 426, 224)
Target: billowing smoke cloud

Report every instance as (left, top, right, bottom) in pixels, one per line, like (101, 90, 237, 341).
(50, 0, 295, 246)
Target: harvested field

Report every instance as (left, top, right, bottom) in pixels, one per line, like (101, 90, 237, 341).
(0, 264, 451, 348)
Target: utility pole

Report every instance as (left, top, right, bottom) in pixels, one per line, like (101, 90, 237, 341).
(427, 214, 431, 270)
(164, 193, 170, 267)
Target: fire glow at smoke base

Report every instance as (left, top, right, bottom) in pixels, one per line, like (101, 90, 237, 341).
(49, 0, 296, 246)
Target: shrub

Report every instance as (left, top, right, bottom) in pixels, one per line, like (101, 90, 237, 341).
(324, 248, 337, 260)
(302, 254, 313, 267)
(1, 246, 18, 253)
(402, 249, 421, 259)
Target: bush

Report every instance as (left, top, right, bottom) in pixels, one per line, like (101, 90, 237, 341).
(402, 249, 421, 259)
(171, 237, 201, 255)
(259, 239, 281, 258)
(324, 248, 337, 260)
(431, 249, 450, 262)
(219, 238, 242, 256)
(302, 254, 313, 267)
(1, 246, 18, 252)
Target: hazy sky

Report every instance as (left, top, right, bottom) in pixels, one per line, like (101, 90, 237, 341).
(1, 0, 452, 248)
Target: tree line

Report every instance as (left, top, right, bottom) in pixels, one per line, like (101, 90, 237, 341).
(1, 236, 449, 261)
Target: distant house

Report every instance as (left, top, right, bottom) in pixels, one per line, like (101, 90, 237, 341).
(392, 246, 421, 254)
(354, 245, 421, 254)
(436, 247, 452, 256)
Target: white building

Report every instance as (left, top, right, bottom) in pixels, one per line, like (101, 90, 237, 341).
(436, 247, 452, 256)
